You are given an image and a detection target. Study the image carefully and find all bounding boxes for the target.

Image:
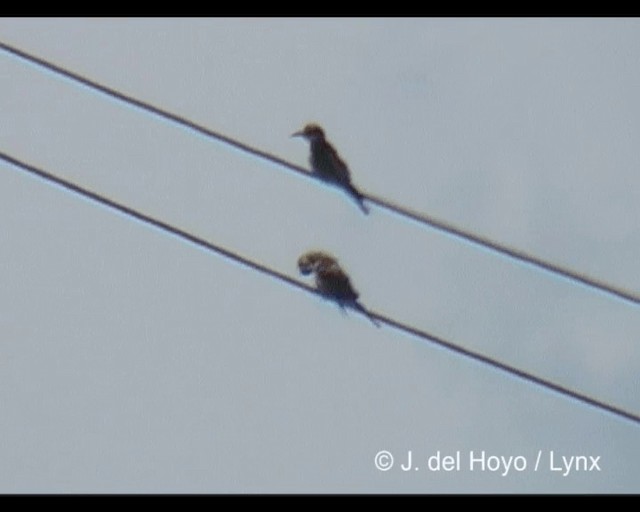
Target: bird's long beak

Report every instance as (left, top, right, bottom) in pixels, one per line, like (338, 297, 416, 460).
(291, 130, 304, 138)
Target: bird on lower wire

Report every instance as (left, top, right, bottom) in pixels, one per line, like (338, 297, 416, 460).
(297, 250, 380, 327)
(292, 123, 369, 214)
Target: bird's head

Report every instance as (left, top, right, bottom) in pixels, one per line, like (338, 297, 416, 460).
(291, 123, 326, 141)
(297, 250, 337, 275)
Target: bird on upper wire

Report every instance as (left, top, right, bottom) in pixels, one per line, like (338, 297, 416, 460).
(292, 123, 370, 214)
(297, 250, 380, 327)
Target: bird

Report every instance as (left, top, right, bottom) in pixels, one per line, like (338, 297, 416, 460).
(297, 250, 380, 327)
(292, 123, 369, 214)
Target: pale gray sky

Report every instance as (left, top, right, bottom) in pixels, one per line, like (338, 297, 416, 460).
(0, 18, 638, 493)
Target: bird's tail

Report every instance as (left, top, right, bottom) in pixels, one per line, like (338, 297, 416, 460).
(346, 184, 369, 215)
(353, 301, 381, 328)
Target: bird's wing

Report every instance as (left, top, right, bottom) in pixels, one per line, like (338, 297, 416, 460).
(314, 258, 380, 328)
(316, 265, 359, 302)
(324, 143, 369, 215)
(327, 143, 351, 185)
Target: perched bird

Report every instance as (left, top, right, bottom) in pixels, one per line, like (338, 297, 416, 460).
(297, 250, 380, 327)
(292, 123, 369, 214)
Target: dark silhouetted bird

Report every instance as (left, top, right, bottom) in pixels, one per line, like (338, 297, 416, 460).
(292, 124, 369, 214)
(297, 250, 380, 327)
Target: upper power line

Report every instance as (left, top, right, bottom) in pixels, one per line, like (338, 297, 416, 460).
(1, 149, 639, 427)
(1, 40, 638, 307)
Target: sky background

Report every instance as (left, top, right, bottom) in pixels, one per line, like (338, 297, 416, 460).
(0, 18, 639, 493)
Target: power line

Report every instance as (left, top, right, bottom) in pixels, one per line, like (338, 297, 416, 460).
(0, 151, 309, 296)
(368, 195, 640, 305)
(1, 40, 639, 307)
(1, 149, 638, 427)
(379, 314, 640, 426)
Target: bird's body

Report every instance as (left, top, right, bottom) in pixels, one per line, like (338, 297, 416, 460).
(298, 251, 380, 327)
(292, 124, 369, 214)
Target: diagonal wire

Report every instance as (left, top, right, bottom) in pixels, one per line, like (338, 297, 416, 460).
(0, 150, 309, 296)
(377, 313, 640, 426)
(1, 149, 638, 427)
(1, 40, 639, 307)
